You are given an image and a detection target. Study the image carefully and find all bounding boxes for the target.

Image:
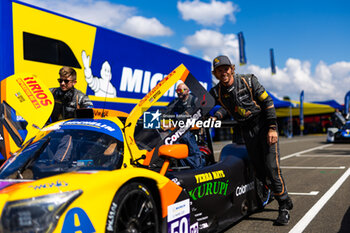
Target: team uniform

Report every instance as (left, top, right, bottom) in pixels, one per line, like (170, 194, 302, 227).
(210, 74, 289, 202)
(49, 87, 93, 123)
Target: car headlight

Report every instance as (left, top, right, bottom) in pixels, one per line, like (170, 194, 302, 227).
(1, 190, 82, 233)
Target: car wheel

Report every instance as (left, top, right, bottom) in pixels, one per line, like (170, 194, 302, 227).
(106, 182, 160, 233)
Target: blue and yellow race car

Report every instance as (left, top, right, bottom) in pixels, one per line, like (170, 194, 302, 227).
(0, 65, 270, 233)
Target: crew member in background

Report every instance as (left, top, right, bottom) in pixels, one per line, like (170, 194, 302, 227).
(49, 66, 93, 123)
(163, 83, 205, 169)
(210, 55, 293, 225)
(332, 108, 346, 128)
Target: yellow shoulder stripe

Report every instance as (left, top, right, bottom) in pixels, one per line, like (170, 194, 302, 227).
(258, 91, 268, 101)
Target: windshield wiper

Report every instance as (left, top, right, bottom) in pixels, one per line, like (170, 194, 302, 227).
(17, 137, 51, 179)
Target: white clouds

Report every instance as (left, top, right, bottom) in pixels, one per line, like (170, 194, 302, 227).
(239, 59, 350, 103)
(119, 16, 173, 38)
(329, 62, 350, 82)
(21, 0, 172, 38)
(184, 29, 239, 63)
(177, 0, 239, 26)
(183, 29, 350, 103)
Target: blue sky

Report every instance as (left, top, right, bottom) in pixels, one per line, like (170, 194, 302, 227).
(21, 0, 350, 104)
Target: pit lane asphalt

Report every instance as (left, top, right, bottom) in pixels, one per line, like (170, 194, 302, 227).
(212, 135, 350, 233)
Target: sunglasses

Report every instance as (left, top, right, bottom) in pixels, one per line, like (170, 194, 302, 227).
(57, 79, 74, 84)
(176, 88, 188, 93)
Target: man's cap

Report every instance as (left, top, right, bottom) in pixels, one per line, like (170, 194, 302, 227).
(213, 55, 232, 70)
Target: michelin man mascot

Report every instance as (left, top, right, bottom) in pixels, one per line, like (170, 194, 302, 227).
(82, 50, 117, 98)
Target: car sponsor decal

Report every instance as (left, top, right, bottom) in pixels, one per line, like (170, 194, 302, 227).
(168, 199, 190, 233)
(189, 180, 229, 201)
(62, 207, 95, 233)
(106, 202, 117, 232)
(189, 170, 228, 200)
(235, 182, 255, 197)
(193, 212, 209, 230)
(53, 119, 124, 142)
(29, 180, 68, 190)
(164, 109, 202, 145)
(194, 170, 225, 183)
(190, 222, 199, 233)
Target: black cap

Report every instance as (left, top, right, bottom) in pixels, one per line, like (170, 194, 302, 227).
(213, 55, 232, 70)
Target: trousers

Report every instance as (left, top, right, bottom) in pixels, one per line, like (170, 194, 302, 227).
(241, 121, 288, 201)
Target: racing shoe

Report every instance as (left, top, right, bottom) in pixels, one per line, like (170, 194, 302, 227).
(275, 208, 290, 226)
(275, 197, 293, 226)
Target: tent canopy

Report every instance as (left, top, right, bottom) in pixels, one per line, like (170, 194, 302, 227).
(267, 91, 293, 108)
(276, 100, 335, 117)
(312, 100, 344, 111)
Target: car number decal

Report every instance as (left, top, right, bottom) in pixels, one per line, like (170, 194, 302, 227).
(62, 207, 95, 233)
(168, 199, 190, 233)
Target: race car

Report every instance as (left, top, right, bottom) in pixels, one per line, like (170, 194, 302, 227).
(0, 65, 270, 233)
(327, 121, 350, 143)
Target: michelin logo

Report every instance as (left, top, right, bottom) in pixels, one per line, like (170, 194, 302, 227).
(82, 51, 117, 98)
(119, 67, 208, 97)
(143, 110, 161, 129)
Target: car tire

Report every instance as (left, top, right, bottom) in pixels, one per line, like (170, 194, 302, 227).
(106, 182, 160, 233)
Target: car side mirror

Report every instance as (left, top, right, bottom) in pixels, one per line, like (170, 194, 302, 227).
(158, 144, 189, 159)
(158, 144, 188, 175)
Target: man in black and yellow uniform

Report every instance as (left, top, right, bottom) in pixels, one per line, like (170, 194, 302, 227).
(210, 55, 293, 225)
(49, 66, 93, 123)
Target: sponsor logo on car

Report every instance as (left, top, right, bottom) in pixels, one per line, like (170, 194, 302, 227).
(189, 180, 229, 200)
(195, 170, 225, 183)
(62, 207, 95, 232)
(29, 180, 68, 190)
(106, 202, 117, 231)
(235, 182, 255, 197)
(16, 76, 53, 108)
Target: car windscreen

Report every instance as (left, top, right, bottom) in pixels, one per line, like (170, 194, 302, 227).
(0, 129, 123, 179)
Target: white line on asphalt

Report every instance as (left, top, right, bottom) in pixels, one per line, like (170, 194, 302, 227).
(289, 191, 319, 196)
(281, 144, 333, 160)
(296, 154, 350, 158)
(280, 166, 345, 169)
(279, 138, 324, 144)
(323, 147, 350, 150)
(289, 167, 350, 233)
(214, 143, 334, 159)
